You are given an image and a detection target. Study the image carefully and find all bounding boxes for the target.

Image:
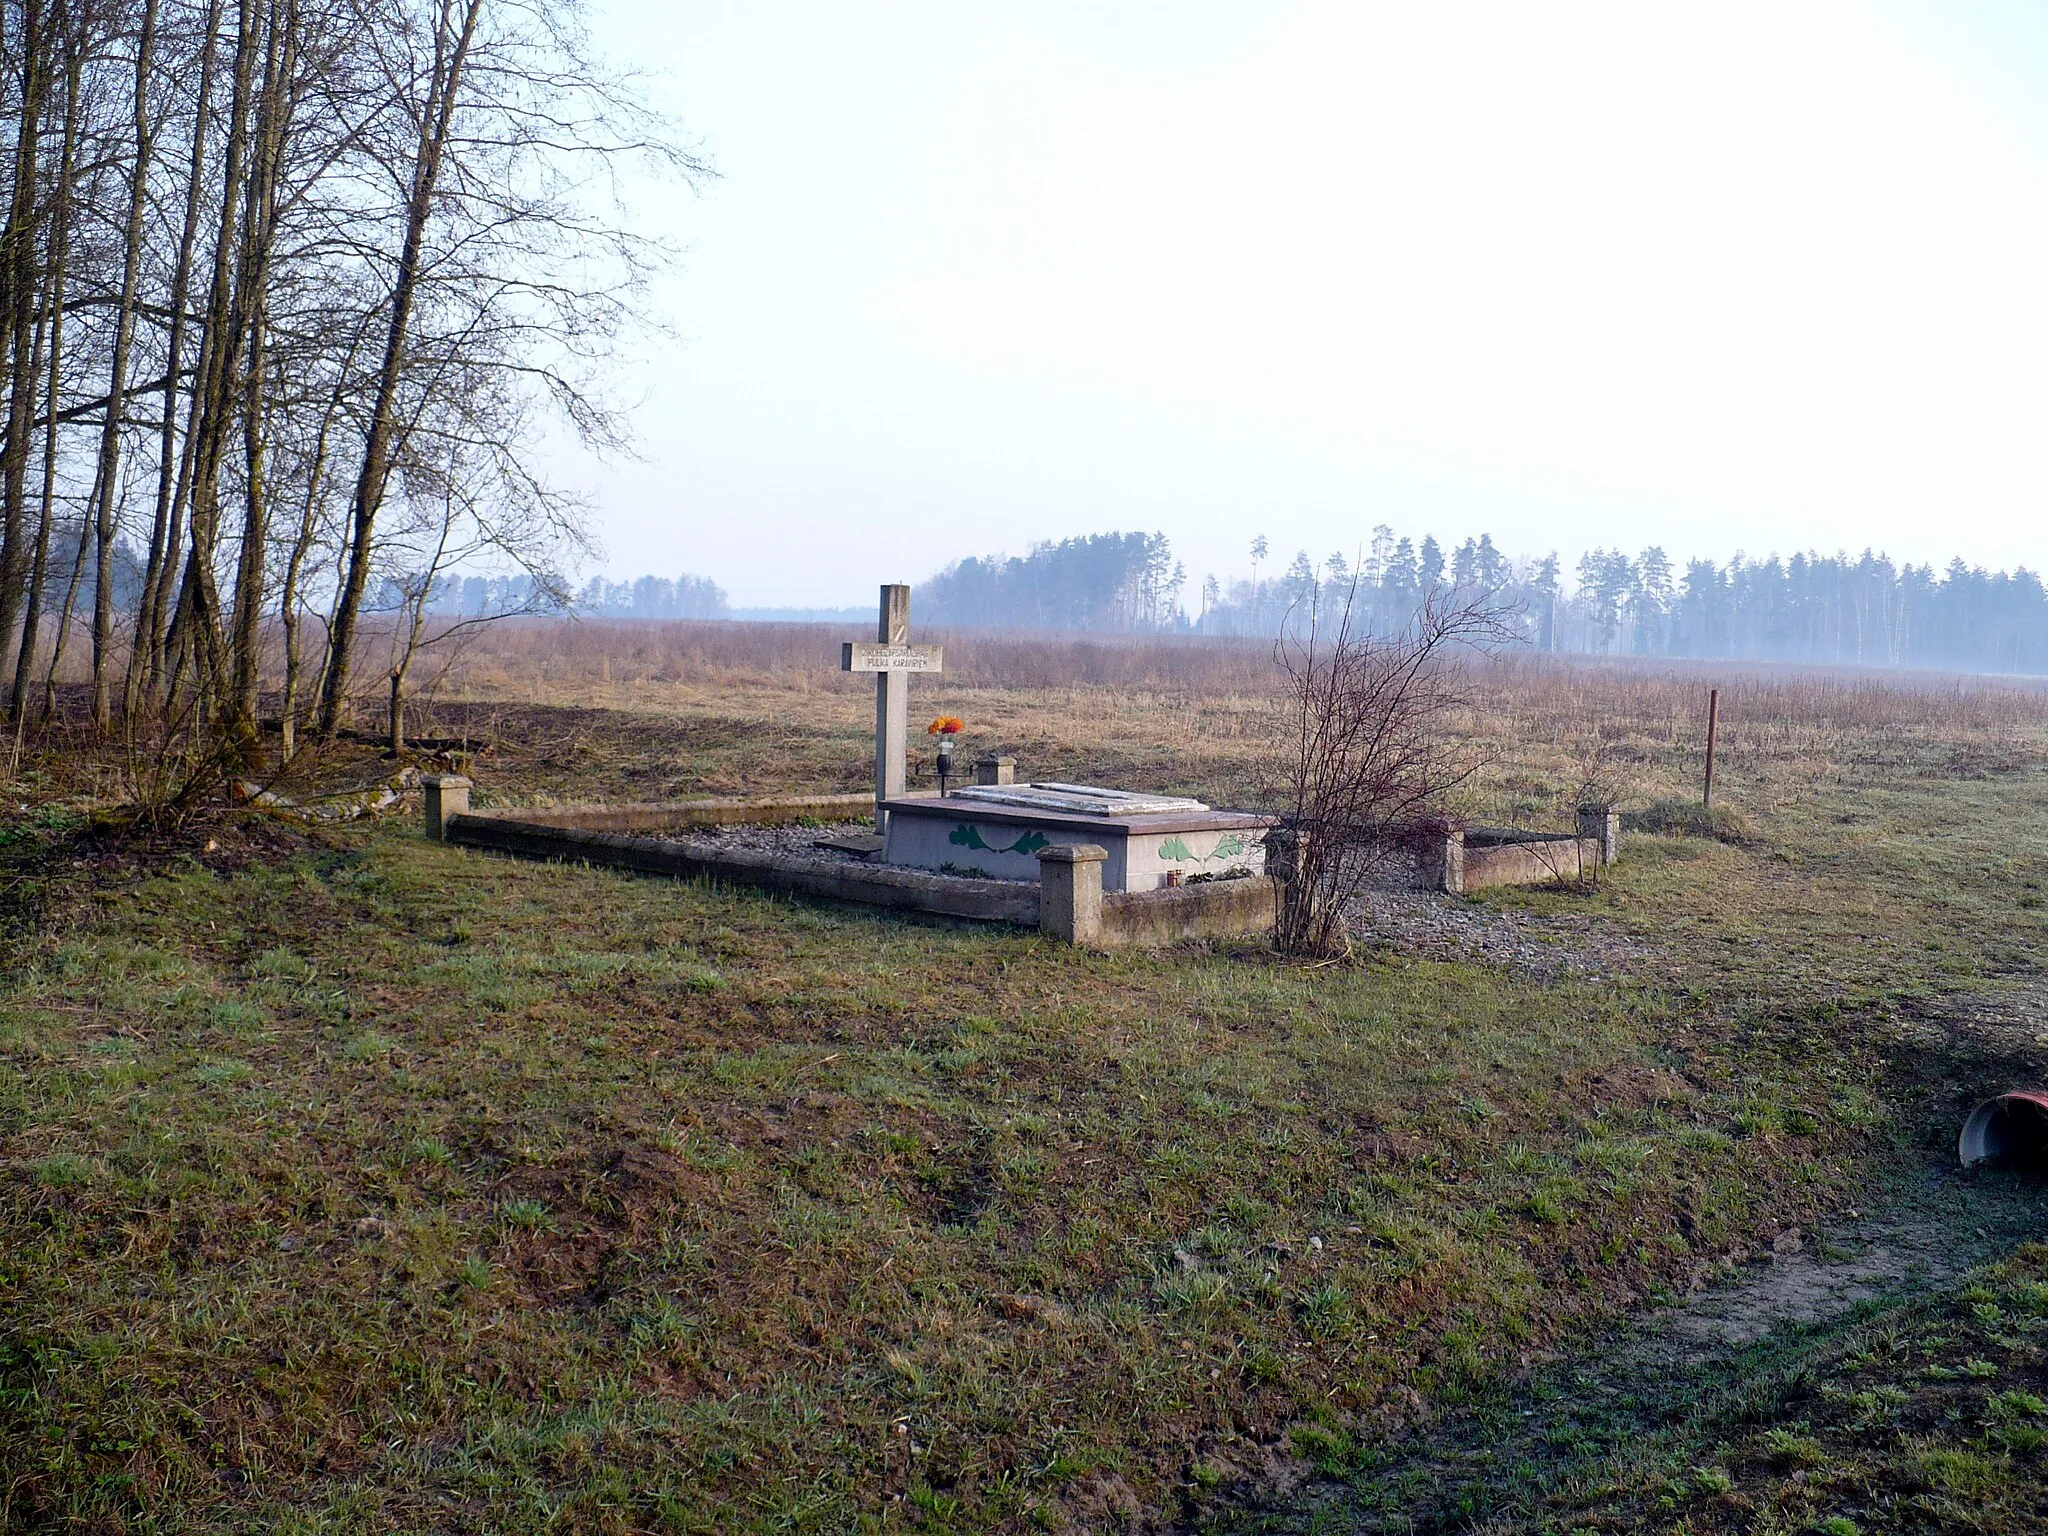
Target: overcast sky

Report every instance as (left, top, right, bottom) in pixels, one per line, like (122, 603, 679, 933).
(568, 1, 2048, 607)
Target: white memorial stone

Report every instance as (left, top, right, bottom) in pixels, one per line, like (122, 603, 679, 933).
(946, 783, 1210, 817)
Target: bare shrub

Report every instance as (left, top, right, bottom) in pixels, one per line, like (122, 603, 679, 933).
(1267, 586, 1513, 956)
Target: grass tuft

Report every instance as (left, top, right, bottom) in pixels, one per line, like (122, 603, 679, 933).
(1626, 798, 1755, 842)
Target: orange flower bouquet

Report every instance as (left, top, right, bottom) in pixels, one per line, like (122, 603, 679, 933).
(927, 717, 965, 789)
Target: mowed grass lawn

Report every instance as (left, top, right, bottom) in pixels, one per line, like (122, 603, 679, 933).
(3, 697, 2047, 1531)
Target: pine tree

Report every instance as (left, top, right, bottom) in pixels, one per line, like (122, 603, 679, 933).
(1418, 536, 1445, 591)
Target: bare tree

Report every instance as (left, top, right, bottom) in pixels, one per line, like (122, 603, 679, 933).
(1267, 580, 1511, 956)
(0, 0, 700, 786)
(0, 0, 58, 694)
(87, 0, 161, 727)
(313, 0, 480, 737)
(129, 0, 230, 709)
(319, 0, 699, 736)
(365, 350, 582, 750)
(8, 0, 87, 722)
(274, 316, 370, 759)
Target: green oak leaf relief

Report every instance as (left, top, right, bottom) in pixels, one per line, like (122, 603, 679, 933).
(948, 824, 1050, 857)
(1161, 832, 1252, 863)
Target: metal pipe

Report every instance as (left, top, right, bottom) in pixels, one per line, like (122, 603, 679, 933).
(1960, 1090, 2048, 1168)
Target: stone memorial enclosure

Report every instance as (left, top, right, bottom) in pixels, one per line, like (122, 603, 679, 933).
(10, 9, 2047, 1520)
(427, 583, 1618, 944)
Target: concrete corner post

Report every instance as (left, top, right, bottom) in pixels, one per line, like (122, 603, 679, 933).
(1037, 843, 1108, 946)
(422, 774, 472, 841)
(973, 754, 1016, 786)
(1262, 827, 1304, 886)
(1263, 827, 1307, 939)
(1577, 805, 1620, 868)
(1437, 830, 1466, 895)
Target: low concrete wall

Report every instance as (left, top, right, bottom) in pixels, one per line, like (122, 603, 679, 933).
(439, 807, 1275, 947)
(444, 813, 1039, 925)
(1035, 841, 1275, 948)
(1102, 877, 1276, 947)
(1461, 835, 1601, 892)
(1352, 810, 1621, 895)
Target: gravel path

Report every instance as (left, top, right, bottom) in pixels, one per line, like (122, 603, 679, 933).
(643, 821, 1036, 886)
(643, 819, 880, 860)
(1347, 888, 1660, 983)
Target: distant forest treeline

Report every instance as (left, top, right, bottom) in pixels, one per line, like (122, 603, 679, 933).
(567, 575, 729, 621)
(453, 524, 2047, 675)
(922, 533, 1184, 631)
(1197, 531, 2048, 675)
(417, 572, 730, 621)
(1544, 546, 2045, 673)
(923, 527, 2048, 674)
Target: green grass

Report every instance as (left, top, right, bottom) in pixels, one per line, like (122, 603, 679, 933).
(3, 687, 2048, 1531)
(0, 821, 1869, 1533)
(1527, 1243, 2048, 1534)
(1625, 798, 1755, 842)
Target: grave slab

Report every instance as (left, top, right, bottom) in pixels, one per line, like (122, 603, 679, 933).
(880, 783, 1272, 892)
(815, 831, 886, 857)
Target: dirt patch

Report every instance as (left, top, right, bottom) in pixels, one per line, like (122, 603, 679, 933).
(479, 1139, 710, 1309)
(1664, 1181, 2036, 1352)
(1200, 1161, 2048, 1534)
(0, 805, 335, 952)
(1901, 976, 2048, 1077)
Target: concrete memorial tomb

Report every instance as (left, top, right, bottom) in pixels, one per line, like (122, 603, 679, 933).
(880, 781, 1270, 891)
(428, 578, 1603, 944)
(832, 585, 1273, 892)
(430, 580, 1281, 950)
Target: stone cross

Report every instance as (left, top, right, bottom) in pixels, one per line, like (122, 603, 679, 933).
(840, 583, 942, 833)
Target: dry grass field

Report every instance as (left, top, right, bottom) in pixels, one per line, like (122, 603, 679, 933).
(4, 621, 2048, 1533)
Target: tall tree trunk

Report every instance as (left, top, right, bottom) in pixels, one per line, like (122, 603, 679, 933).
(0, 0, 51, 690)
(316, 0, 483, 738)
(129, 0, 226, 710)
(164, 0, 262, 731)
(90, 0, 162, 730)
(277, 328, 360, 762)
(9, 6, 81, 722)
(8, 296, 54, 723)
(224, 0, 300, 740)
(42, 507, 91, 717)
(304, 513, 352, 733)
